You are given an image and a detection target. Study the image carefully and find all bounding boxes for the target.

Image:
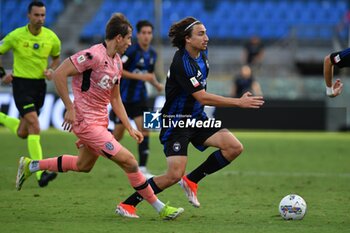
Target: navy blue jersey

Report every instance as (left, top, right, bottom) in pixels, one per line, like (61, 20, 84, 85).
(120, 43, 157, 103)
(234, 75, 255, 98)
(330, 48, 350, 68)
(160, 48, 210, 143)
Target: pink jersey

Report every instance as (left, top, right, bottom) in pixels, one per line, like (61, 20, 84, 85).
(70, 43, 122, 126)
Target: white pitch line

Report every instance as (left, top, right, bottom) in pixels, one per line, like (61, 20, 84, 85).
(220, 170, 350, 178)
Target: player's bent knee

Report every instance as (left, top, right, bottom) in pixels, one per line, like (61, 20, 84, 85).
(225, 142, 244, 161)
(26, 124, 40, 134)
(122, 158, 139, 173)
(235, 142, 244, 155)
(31, 126, 41, 134)
(17, 131, 28, 139)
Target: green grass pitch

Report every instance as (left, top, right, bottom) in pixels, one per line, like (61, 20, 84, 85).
(0, 129, 349, 233)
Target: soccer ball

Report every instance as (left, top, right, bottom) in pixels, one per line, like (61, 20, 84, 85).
(279, 194, 307, 220)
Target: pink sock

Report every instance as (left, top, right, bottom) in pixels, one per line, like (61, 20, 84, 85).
(127, 171, 157, 204)
(39, 155, 79, 172)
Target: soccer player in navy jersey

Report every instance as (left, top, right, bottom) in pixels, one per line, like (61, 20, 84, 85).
(111, 20, 163, 178)
(323, 49, 346, 97)
(116, 17, 264, 216)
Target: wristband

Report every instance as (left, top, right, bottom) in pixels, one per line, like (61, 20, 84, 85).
(326, 86, 334, 96)
(48, 68, 55, 73)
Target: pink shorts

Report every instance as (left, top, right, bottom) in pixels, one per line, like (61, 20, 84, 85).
(73, 120, 122, 157)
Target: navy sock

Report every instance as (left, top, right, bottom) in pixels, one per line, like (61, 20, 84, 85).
(123, 177, 162, 206)
(187, 150, 230, 183)
(138, 136, 149, 167)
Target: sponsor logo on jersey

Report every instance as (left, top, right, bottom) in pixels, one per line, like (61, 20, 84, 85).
(190, 77, 200, 87)
(77, 55, 86, 63)
(334, 54, 341, 63)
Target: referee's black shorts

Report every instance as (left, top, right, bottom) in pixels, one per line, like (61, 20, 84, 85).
(160, 126, 223, 157)
(12, 77, 46, 117)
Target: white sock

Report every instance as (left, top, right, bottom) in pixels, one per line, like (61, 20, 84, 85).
(151, 199, 165, 213)
(29, 160, 40, 173)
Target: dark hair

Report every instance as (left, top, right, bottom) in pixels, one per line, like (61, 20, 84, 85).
(168, 17, 201, 49)
(105, 13, 133, 40)
(136, 20, 153, 33)
(28, 1, 45, 13)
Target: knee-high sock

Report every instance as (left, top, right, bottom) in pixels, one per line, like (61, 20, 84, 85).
(0, 112, 19, 135)
(38, 155, 79, 172)
(138, 136, 149, 167)
(187, 150, 231, 183)
(123, 177, 162, 206)
(126, 171, 157, 204)
(28, 135, 43, 180)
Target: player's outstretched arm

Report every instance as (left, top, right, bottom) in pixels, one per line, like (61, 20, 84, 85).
(123, 70, 163, 91)
(122, 70, 153, 81)
(53, 58, 79, 131)
(110, 85, 144, 143)
(192, 89, 264, 108)
(44, 55, 60, 80)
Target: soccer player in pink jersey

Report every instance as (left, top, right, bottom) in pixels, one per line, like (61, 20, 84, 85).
(15, 13, 184, 220)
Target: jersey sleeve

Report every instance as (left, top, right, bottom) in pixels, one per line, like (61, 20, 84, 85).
(115, 56, 123, 85)
(149, 51, 157, 73)
(121, 46, 135, 70)
(172, 57, 204, 94)
(70, 48, 98, 73)
(0, 33, 14, 54)
(50, 32, 61, 57)
(330, 48, 350, 68)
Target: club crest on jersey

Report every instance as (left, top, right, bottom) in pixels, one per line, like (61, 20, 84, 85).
(190, 77, 200, 87)
(77, 55, 86, 64)
(105, 142, 114, 151)
(173, 142, 181, 152)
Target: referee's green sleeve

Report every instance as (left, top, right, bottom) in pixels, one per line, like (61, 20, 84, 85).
(50, 34, 61, 57)
(0, 33, 13, 54)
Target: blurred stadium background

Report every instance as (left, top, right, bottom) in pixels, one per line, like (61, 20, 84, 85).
(1, 0, 350, 131)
